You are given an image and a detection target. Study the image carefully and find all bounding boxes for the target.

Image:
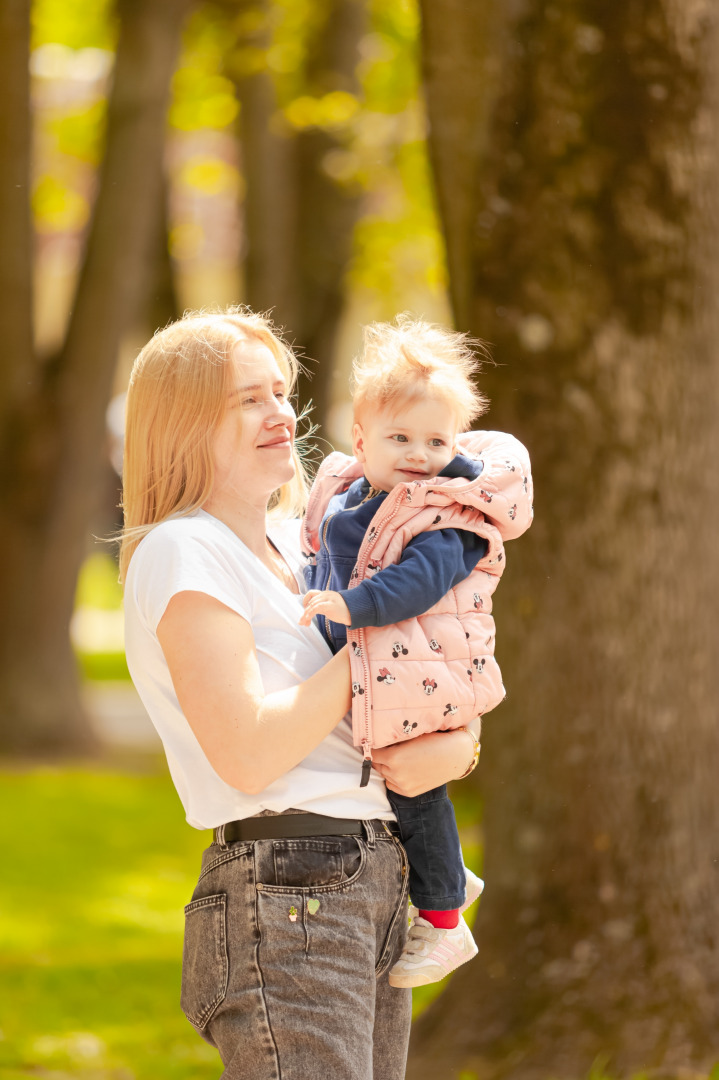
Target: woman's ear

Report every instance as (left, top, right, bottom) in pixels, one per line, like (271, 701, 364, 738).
(352, 422, 366, 462)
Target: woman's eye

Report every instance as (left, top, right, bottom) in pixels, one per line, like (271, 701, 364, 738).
(275, 392, 286, 402)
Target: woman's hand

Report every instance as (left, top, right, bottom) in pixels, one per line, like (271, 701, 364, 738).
(371, 729, 478, 797)
(299, 589, 351, 627)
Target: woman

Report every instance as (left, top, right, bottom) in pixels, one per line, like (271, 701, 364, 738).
(121, 309, 479, 1079)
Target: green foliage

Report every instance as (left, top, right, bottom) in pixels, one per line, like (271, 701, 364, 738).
(48, 99, 107, 165)
(32, 0, 117, 51)
(32, 173, 91, 232)
(348, 0, 449, 312)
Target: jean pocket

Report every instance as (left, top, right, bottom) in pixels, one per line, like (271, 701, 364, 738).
(181, 893, 228, 1031)
(262, 836, 365, 889)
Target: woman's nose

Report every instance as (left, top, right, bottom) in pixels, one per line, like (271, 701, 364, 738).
(265, 397, 294, 425)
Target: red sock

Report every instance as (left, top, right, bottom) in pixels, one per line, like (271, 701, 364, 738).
(418, 907, 460, 929)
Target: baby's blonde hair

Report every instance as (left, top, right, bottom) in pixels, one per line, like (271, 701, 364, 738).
(352, 314, 490, 429)
(119, 307, 309, 583)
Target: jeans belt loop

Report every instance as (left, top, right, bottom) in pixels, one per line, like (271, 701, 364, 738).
(215, 822, 227, 848)
(362, 819, 376, 848)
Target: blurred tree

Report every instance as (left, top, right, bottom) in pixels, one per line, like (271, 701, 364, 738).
(0, 0, 191, 753)
(220, 0, 366, 425)
(409, 0, 719, 1076)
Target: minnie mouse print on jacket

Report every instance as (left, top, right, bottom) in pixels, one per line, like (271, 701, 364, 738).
(302, 430, 533, 784)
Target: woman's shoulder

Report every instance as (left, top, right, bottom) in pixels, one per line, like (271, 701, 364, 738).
(125, 511, 256, 628)
(128, 511, 237, 580)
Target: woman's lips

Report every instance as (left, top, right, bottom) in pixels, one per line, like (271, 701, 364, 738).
(259, 435, 292, 448)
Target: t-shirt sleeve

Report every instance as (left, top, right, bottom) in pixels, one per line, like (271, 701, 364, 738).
(131, 526, 253, 634)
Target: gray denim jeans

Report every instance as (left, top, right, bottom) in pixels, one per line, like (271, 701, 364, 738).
(181, 820, 412, 1079)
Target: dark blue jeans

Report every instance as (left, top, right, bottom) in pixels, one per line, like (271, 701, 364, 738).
(386, 785, 466, 910)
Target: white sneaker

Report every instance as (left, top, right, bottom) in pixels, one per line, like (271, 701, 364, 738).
(388, 914, 478, 988)
(460, 867, 484, 913)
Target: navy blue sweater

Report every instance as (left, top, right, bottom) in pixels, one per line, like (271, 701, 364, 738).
(305, 454, 488, 652)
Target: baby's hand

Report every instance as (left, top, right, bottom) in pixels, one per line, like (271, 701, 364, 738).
(299, 589, 352, 627)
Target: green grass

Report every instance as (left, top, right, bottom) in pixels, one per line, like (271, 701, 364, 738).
(0, 765, 215, 1079)
(74, 553, 131, 683)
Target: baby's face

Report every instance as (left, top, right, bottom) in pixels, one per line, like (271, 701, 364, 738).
(352, 395, 459, 493)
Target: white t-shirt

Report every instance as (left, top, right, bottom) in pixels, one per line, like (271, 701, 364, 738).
(123, 509, 394, 829)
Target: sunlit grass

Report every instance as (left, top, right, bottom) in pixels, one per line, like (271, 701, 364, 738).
(74, 552, 131, 681)
(0, 765, 214, 1079)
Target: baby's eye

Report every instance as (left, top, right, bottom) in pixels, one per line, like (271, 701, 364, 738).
(429, 438, 446, 447)
(391, 434, 408, 442)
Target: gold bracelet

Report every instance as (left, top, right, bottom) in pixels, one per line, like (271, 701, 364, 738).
(456, 726, 480, 779)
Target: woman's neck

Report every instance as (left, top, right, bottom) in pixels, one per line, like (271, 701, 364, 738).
(202, 492, 270, 558)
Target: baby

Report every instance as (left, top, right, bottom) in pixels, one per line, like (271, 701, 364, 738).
(299, 315, 533, 987)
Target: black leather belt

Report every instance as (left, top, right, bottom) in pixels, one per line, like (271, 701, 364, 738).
(215, 814, 399, 845)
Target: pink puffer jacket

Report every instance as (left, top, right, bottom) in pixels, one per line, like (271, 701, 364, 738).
(302, 430, 533, 776)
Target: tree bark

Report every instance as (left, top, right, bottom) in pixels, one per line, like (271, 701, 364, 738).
(292, 0, 365, 426)
(0, 0, 34, 428)
(225, 0, 297, 332)
(226, 0, 365, 428)
(0, 0, 191, 754)
(411, 1, 719, 1076)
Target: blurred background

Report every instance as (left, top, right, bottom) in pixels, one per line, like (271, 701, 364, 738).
(1, 0, 719, 1077)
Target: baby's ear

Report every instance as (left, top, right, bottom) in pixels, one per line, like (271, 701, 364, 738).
(352, 422, 366, 461)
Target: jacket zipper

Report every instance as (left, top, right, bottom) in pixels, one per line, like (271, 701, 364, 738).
(352, 487, 407, 783)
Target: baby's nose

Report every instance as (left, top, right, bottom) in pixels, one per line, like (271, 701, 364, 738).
(406, 444, 427, 460)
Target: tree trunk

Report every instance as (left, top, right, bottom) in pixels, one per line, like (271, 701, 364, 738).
(227, 0, 365, 429)
(0, 0, 34, 428)
(0, 0, 191, 754)
(410, 1, 719, 1076)
(292, 0, 365, 426)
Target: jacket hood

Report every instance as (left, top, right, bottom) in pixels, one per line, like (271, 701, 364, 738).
(302, 429, 533, 556)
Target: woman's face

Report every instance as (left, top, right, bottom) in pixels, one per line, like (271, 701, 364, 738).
(210, 338, 297, 507)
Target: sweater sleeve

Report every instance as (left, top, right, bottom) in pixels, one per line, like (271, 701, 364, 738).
(339, 528, 487, 629)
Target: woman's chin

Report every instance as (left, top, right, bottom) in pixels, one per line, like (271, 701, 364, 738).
(270, 458, 296, 488)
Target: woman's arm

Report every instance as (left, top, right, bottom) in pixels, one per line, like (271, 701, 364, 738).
(157, 590, 351, 794)
(371, 722, 480, 797)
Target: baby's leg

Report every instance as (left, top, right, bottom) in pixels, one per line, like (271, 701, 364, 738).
(386, 786, 482, 988)
(387, 784, 466, 917)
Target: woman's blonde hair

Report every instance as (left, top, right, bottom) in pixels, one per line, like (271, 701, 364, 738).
(119, 307, 309, 582)
(352, 314, 490, 429)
